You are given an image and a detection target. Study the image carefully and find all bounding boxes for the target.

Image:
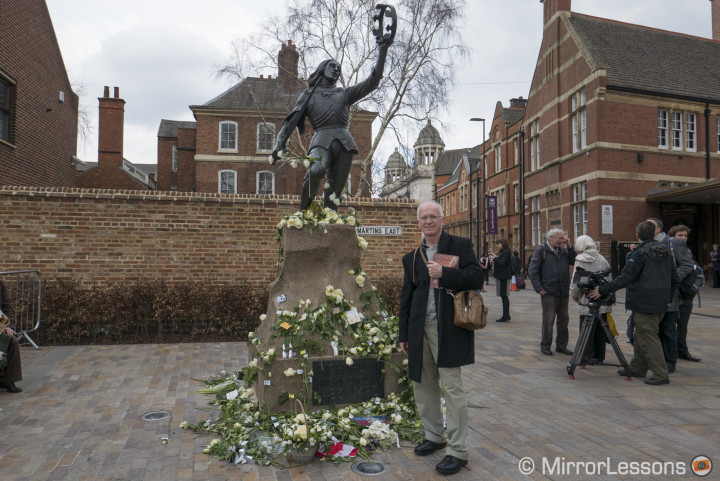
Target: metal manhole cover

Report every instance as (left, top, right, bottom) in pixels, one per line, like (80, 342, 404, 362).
(351, 462, 389, 476)
(142, 410, 171, 421)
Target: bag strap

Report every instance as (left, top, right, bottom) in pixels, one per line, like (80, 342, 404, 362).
(412, 245, 425, 284)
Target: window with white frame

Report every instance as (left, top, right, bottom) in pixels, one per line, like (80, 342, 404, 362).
(530, 119, 540, 171)
(686, 113, 696, 152)
(452, 192, 456, 215)
(257, 123, 275, 152)
(514, 138, 519, 165)
(530, 196, 541, 246)
(172, 144, 178, 172)
(717, 118, 720, 153)
(219, 121, 238, 151)
(472, 182, 477, 207)
(672, 112, 683, 150)
(218, 170, 237, 194)
(513, 182, 519, 214)
(256, 171, 274, 194)
(494, 144, 501, 172)
(658, 109, 669, 149)
(571, 89, 587, 153)
(492, 187, 506, 216)
(572, 182, 588, 239)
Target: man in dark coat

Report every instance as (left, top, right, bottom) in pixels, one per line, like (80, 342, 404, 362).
(398, 201, 483, 476)
(0, 278, 22, 393)
(590, 220, 678, 385)
(528, 228, 576, 356)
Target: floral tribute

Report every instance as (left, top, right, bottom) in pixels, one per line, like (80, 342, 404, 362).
(181, 273, 425, 466)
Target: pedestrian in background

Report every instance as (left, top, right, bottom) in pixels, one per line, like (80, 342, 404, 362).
(528, 229, 576, 356)
(490, 239, 512, 322)
(668, 225, 701, 363)
(711, 243, 720, 288)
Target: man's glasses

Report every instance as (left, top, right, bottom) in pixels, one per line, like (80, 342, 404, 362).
(419, 215, 441, 222)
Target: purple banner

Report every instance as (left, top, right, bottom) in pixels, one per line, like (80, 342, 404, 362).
(486, 195, 498, 234)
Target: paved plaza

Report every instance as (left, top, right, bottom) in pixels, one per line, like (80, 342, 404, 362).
(1, 285, 719, 480)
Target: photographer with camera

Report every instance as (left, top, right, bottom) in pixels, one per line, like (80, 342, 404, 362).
(589, 221, 678, 385)
(570, 236, 611, 365)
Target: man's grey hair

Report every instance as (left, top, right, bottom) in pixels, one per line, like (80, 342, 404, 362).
(546, 228, 564, 241)
(647, 217, 663, 230)
(417, 201, 444, 220)
(574, 235, 597, 253)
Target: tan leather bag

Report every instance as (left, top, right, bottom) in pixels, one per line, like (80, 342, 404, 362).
(451, 290, 487, 330)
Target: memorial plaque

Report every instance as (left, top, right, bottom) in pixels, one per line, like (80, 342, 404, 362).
(312, 358, 384, 405)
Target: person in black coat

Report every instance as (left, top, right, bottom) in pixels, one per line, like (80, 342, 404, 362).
(398, 201, 483, 475)
(490, 239, 512, 322)
(0, 278, 22, 393)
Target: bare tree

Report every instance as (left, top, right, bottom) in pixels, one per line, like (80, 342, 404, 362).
(217, 0, 467, 196)
(70, 77, 94, 160)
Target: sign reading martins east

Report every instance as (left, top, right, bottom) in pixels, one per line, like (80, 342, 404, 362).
(356, 226, 403, 236)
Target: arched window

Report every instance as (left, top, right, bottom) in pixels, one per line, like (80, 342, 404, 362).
(218, 121, 238, 151)
(218, 170, 237, 194)
(256, 171, 274, 195)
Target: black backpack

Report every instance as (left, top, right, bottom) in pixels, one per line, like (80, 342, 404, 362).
(679, 264, 704, 299)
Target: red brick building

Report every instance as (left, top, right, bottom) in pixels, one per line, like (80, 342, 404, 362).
(157, 41, 375, 197)
(0, 0, 78, 188)
(523, 0, 720, 264)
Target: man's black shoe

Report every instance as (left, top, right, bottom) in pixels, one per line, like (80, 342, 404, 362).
(556, 348, 573, 355)
(0, 382, 22, 393)
(541, 348, 552, 356)
(667, 363, 675, 373)
(617, 368, 643, 377)
(678, 352, 701, 362)
(414, 439, 447, 456)
(644, 377, 670, 385)
(495, 318, 509, 323)
(436, 455, 467, 475)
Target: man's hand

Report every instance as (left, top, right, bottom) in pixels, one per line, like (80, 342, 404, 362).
(399, 342, 408, 354)
(427, 261, 443, 279)
(2, 327, 15, 336)
(538, 289, 547, 295)
(588, 287, 601, 300)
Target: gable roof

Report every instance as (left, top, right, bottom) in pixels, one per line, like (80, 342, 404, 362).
(191, 77, 308, 113)
(157, 120, 196, 138)
(436, 146, 483, 176)
(570, 14, 720, 103)
(438, 155, 470, 192)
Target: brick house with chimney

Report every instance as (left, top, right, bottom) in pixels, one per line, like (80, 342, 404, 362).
(157, 41, 375, 197)
(76, 86, 156, 190)
(0, 0, 78, 188)
(522, 0, 720, 265)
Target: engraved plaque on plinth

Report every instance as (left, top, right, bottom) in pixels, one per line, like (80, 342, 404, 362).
(312, 358, 384, 405)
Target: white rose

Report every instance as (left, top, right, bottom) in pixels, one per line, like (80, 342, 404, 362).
(259, 314, 267, 321)
(303, 159, 310, 168)
(346, 216, 355, 225)
(284, 368, 296, 377)
(345, 357, 353, 366)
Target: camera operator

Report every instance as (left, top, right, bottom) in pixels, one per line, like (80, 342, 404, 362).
(589, 220, 678, 385)
(570, 236, 611, 365)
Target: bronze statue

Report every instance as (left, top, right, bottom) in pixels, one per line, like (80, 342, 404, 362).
(272, 4, 396, 210)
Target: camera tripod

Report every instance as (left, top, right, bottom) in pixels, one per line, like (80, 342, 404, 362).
(567, 299, 632, 379)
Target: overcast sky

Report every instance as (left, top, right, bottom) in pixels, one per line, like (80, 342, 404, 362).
(46, 0, 713, 168)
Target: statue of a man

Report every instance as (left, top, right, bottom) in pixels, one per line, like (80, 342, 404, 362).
(272, 5, 396, 210)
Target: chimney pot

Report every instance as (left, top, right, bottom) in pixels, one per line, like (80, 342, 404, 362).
(103, 86, 110, 97)
(114, 86, 119, 99)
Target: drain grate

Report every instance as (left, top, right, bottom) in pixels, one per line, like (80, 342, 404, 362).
(142, 410, 171, 421)
(351, 462, 389, 476)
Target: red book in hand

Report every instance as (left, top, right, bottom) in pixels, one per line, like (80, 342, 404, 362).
(430, 253, 459, 288)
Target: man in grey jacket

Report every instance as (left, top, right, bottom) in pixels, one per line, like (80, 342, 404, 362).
(648, 218, 694, 373)
(528, 229, 577, 356)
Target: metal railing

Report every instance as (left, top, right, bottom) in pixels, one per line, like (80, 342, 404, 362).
(0, 270, 42, 349)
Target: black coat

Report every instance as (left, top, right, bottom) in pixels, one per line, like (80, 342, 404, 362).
(398, 232, 483, 382)
(492, 250, 512, 280)
(528, 242, 577, 296)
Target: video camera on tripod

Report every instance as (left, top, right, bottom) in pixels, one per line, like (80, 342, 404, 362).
(572, 267, 615, 306)
(567, 266, 632, 379)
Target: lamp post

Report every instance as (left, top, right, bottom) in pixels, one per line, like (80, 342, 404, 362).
(470, 117, 487, 256)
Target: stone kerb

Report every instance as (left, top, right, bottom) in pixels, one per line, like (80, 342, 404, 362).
(251, 223, 403, 412)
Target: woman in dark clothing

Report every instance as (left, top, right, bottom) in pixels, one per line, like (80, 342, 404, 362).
(479, 252, 489, 291)
(490, 239, 512, 322)
(0, 278, 22, 393)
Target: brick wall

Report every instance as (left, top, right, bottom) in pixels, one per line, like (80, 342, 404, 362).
(0, 0, 78, 188)
(0, 187, 420, 286)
